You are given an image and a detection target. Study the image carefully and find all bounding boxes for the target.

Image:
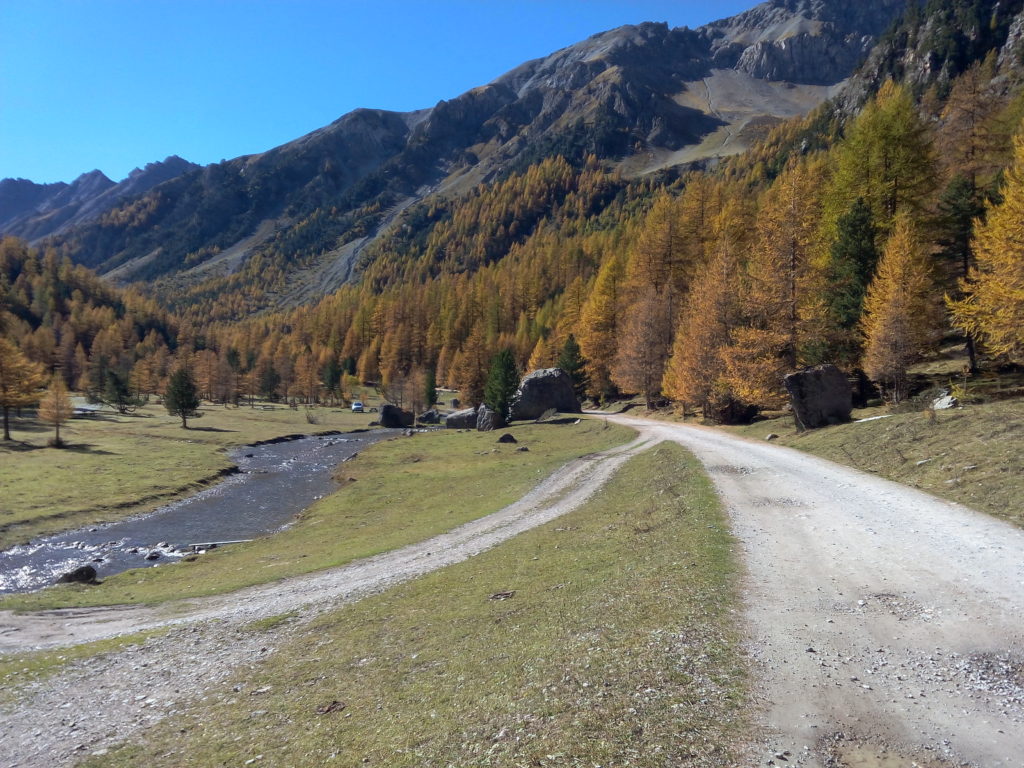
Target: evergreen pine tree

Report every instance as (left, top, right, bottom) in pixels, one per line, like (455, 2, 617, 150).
(424, 367, 438, 408)
(823, 198, 881, 366)
(165, 365, 201, 428)
(937, 174, 986, 371)
(483, 348, 519, 420)
(556, 334, 589, 401)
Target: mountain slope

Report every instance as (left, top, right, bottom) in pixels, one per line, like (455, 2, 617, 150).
(3, 0, 909, 315)
(0, 156, 198, 242)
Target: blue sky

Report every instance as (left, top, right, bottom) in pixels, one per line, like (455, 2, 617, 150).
(1, 1, 754, 184)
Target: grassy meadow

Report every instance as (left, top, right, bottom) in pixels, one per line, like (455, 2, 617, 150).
(80, 442, 749, 768)
(1, 418, 634, 610)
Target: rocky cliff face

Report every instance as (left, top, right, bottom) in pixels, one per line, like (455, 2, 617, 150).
(2, 0, 909, 308)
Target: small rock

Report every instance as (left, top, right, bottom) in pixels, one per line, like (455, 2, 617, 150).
(931, 395, 958, 410)
(765, 433, 780, 441)
(516, 446, 530, 452)
(497, 433, 518, 444)
(145, 550, 161, 561)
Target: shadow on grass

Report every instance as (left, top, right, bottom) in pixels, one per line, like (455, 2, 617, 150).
(60, 444, 118, 456)
(185, 426, 237, 433)
(0, 440, 45, 452)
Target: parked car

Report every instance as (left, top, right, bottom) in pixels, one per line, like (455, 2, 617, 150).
(351, 401, 364, 413)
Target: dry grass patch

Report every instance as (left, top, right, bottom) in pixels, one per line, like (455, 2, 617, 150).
(82, 442, 748, 768)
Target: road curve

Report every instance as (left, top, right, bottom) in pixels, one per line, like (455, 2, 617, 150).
(604, 412, 1024, 768)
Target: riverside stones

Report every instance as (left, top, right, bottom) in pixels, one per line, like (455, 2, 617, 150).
(783, 365, 852, 430)
(476, 404, 506, 432)
(379, 404, 414, 428)
(509, 368, 581, 421)
(445, 407, 478, 429)
(56, 565, 98, 584)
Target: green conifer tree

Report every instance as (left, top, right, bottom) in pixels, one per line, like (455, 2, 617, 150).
(165, 366, 201, 428)
(556, 334, 589, 401)
(483, 348, 519, 420)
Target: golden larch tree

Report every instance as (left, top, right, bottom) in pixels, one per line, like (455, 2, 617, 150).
(861, 214, 940, 402)
(950, 132, 1024, 363)
(39, 374, 74, 447)
(0, 337, 45, 440)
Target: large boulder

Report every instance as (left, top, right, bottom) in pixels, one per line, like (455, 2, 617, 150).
(509, 368, 581, 421)
(476, 404, 506, 432)
(783, 365, 852, 430)
(445, 407, 478, 429)
(379, 403, 414, 428)
(417, 408, 442, 424)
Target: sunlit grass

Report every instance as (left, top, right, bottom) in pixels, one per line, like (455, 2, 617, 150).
(82, 442, 748, 768)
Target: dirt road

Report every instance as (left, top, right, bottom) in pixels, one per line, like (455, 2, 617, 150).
(2, 417, 1022, 767)
(607, 414, 1024, 768)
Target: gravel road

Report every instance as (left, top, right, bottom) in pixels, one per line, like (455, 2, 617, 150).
(2, 417, 1023, 768)
(607, 414, 1024, 768)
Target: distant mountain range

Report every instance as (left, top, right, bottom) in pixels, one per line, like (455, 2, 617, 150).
(0, 0, 981, 312)
(0, 156, 198, 243)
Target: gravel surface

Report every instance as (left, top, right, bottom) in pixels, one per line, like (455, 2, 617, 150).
(608, 414, 1024, 768)
(3, 417, 1023, 768)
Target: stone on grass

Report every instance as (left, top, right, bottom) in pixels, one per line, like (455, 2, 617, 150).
(477, 404, 506, 432)
(932, 394, 958, 410)
(445, 407, 478, 430)
(497, 433, 518, 444)
(783, 365, 852, 430)
(509, 368, 581, 421)
(417, 409, 442, 424)
(379, 403, 414, 428)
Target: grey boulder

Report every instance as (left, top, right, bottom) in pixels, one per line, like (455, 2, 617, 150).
(509, 368, 581, 421)
(783, 365, 852, 430)
(379, 403, 414, 428)
(477, 404, 506, 432)
(445, 407, 478, 429)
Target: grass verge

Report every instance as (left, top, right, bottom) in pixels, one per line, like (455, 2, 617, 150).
(728, 399, 1024, 528)
(1, 419, 633, 610)
(0, 392, 389, 549)
(81, 441, 748, 768)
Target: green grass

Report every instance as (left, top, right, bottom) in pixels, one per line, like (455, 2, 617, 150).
(81, 441, 748, 768)
(1, 419, 633, 610)
(0, 629, 164, 707)
(0, 390, 389, 549)
(728, 398, 1024, 527)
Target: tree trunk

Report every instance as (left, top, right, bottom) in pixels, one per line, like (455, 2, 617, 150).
(181, 414, 188, 429)
(2, 406, 10, 441)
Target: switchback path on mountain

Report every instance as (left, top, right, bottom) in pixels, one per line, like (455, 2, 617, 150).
(605, 413, 1024, 768)
(1, 416, 1022, 767)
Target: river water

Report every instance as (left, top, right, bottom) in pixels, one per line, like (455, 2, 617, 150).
(0, 429, 394, 594)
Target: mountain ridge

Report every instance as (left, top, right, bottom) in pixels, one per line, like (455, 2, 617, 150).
(1, 0, 911, 314)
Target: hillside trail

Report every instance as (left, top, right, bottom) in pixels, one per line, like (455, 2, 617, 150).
(2, 418, 1023, 767)
(605, 413, 1024, 768)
